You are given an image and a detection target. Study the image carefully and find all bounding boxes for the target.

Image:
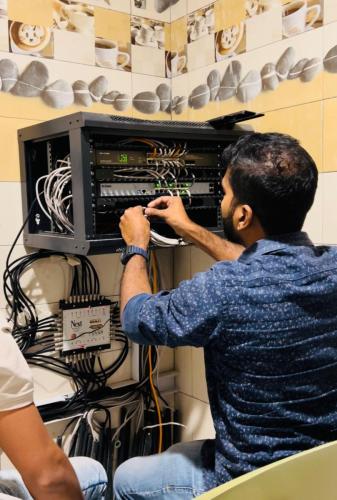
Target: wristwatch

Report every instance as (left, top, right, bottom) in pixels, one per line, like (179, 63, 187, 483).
(120, 245, 149, 265)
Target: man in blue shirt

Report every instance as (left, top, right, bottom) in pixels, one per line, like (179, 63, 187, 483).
(114, 133, 337, 499)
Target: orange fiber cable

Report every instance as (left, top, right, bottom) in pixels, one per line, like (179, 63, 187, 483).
(148, 252, 163, 453)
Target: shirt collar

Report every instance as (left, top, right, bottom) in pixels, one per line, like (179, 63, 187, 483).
(238, 231, 314, 264)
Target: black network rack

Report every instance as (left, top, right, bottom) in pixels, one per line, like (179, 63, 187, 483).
(18, 112, 252, 255)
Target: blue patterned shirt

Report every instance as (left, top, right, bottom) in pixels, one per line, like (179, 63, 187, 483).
(122, 232, 337, 488)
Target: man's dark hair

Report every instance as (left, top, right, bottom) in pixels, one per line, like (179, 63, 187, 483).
(221, 132, 318, 236)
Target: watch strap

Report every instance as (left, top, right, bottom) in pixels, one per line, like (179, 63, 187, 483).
(121, 245, 149, 265)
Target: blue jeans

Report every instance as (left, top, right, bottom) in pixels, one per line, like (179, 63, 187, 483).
(114, 440, 208, 499)
(0, 457, 107, 499)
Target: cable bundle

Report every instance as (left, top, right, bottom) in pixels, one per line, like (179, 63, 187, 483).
(3, 209, 181, 495)
(148, 229, 188, 248)
(36, 157, 73, 233)
(3, 250, 100, 352)
(111, 138, 189, 186)
(3, 250, 60, 351)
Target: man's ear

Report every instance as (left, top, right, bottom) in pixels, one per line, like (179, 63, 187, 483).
(235, 204, 253, 231)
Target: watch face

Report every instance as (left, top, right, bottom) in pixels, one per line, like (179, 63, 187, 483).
(120, 250, 130, 265)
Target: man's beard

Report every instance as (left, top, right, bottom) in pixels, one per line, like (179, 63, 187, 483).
(222, 206, 243, 245)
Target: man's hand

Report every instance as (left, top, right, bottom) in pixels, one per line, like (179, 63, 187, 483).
(146, 196, 244, 262)
(119, 206, 150, 250)
(145, 196, 193, 238)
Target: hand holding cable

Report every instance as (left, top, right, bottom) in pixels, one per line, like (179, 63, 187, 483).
(145, 196, 194, 241)
(119, 206, 150, 250)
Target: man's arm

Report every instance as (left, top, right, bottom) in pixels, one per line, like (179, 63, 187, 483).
(0, 403, 83, 500)
(176, 220, 243, 262)
(119, 206, 152, 316)
(118, 206, 233, 348)
(145, 196, 244, 261)
(120, 255, 151, 314)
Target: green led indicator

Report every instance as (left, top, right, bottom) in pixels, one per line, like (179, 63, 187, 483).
(119, 153, 128, 164)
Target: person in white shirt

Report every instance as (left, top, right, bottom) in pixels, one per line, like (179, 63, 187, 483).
(0, 329, 107, 500)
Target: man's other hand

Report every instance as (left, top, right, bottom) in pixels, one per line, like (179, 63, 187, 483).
(145, 196, 193, 238)
(119, 206, 150, 249)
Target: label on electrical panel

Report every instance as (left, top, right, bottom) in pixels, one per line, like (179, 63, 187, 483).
(62, 305, 111, 353)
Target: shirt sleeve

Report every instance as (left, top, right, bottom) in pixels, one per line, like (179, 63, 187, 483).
(122, 265, 227, 348)
(0, 332, 34, 412)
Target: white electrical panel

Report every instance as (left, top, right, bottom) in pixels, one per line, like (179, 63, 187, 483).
(58, 297, 112, 356)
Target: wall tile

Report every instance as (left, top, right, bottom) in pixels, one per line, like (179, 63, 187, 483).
(171, 71, 189, 118)
(245, 6, 282, 52)
(207, 58, 250, 119)
(175, 392, 194, 441)
(323, 22, 337, 99)
(53, 30, 95, 65)
(132, 44, 166, 76)
(90, 0, 131, 14)
(171, 16, 188, 52)
(0, 17, 8, 51)
(158, 345, 175, 371)
(8, 0, 53, 26)
(175, 392, 215, 441)
(0, 182, 23, 244)
(191, 347, 209, 402)
(188, 62, 222, 121)
(187, 0, 214, 14)
(132, 73, 171, 119)
(323, 96, 337, 172)
(175, 346, 193, 394)
(303, 172, 323, 244)
(253, 100, 323, 172)
(323, 0, 337, 24)
(173, 246, 191, 285)
(95, 8, 130, 44)
(187, 33, 215, 71)
(131, 16, 166, 51)
(214, 0, 245, 31)
(89, 253, 123, 296)
(281, 0, 323, 38)
(215, 23, 246, 62)
(8, 20, 54, 59)
(156, 248, 174, 289)
(171, 0, 187, 21)
(52, 2, 94, 37)
(0, 0, 6, 17)
(166, 46, 188, 77)
(322, 172, 337, 244)
(131, 0, 171, 23)
(0, 117, 40, 182)
(191, 399, 214, 440)
(190, 246, 215, 275)
(164, 21, 171, 51)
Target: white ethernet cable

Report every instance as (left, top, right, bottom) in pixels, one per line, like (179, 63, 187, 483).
(150, 229, 188, 248)
(35, 158, 74, 233)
